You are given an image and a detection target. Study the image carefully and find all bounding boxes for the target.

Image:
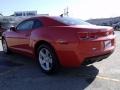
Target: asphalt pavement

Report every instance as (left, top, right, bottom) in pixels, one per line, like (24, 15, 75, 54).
(0, 31, 120, 90)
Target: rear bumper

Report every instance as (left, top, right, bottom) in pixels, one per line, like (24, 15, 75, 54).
(82, 51, 113, 65)
(77, 35, 115, 65)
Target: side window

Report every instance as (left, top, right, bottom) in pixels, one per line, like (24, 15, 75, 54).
(33, 20, 43, 29)
(17, 20, 34, 31)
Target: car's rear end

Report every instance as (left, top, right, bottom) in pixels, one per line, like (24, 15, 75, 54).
(41, 16, 116, 67)
(76, 25, 115, 65)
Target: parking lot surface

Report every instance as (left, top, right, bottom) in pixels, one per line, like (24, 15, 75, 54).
(0, 31, 120, 90)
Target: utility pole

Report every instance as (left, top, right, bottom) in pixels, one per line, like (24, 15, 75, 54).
(60, 7, 69, 17)
(60, 0, 69, 17)
(64, 7, 69, 16)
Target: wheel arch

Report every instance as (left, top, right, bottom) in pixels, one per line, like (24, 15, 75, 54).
(34, 40, 57, 57)
(34, 40, 60, 66)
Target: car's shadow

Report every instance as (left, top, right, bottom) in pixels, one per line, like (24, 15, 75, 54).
(56, 65, 99, 90)
(0, 51, 99, 90)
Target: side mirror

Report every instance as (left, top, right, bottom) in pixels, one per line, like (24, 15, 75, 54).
(10, 26, 16, 31)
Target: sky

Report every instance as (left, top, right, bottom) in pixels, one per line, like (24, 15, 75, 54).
(0, 0, 120, 20)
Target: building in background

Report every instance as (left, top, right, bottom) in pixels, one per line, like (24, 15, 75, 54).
(13, 11, 49, 17)
(14, 11, 37, 17)
(0, 11, 49, 29)
(0, 16, 24, 29)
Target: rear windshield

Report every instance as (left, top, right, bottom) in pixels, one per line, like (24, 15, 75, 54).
(53, 17, 91, 25)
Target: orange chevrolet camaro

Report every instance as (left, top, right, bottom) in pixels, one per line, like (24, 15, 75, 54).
(2, 16, 115, 74)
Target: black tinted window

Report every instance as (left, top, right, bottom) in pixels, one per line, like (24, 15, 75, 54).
(33, 20, 43, 29)
(17, 20, 34, 31)
(53, 17, 91, 25)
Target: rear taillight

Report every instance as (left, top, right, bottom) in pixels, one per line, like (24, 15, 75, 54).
(78, 30, 114, 40)
(102, 30, 114, 36)
(78, 32, 97, 40)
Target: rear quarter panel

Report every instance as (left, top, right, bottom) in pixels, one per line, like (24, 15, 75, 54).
(31, 27, 82, 67)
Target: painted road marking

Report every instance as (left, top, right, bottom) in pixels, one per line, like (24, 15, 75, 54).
(96, 76, 120, 82)
(0, 40, 3, 51)
(79, 74, 120, 83)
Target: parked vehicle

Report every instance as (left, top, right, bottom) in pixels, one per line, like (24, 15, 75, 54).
(112, 22, 120, 31)
(2, 16, 116, 74)
(0, 25, 6, 37)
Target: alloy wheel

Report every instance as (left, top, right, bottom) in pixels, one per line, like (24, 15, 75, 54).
(39, 48, 53, 71)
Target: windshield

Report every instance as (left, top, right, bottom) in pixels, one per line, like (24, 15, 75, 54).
(53, 17, 91, 25)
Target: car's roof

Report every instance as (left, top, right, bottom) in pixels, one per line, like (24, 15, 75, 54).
(25, 16, 66, 26)
(20, 16, 91, 27)
(26, 16, 58, 20)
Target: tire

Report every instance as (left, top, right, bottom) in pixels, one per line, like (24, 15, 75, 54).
(37, 44, 59, 74)
(2, 39, 10, 54)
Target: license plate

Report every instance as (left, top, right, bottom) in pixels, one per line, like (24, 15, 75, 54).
(104, 40, 112, 49)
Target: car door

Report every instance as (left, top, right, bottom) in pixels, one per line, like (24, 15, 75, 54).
(7, 20, 34, 54)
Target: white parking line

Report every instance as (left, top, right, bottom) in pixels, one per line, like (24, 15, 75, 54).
(0, 40, 3, 51)
(77, 74, 120, 83)
(96, 76, 120, 82)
